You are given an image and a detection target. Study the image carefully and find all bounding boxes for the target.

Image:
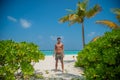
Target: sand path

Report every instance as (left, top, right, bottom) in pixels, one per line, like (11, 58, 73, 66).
(33, 55, 84, 80)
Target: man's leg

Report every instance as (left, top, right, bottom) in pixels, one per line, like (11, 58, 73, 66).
(55, 59, 58, 71)
(60, 58, 64, 72)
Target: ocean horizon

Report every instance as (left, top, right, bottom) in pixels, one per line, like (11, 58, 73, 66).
(41, 50, 80, 56)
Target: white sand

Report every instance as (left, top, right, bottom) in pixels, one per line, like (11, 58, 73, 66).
(33, 55, 84, 79)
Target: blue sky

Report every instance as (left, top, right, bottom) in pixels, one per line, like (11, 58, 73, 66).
(0, 0, 120, 50)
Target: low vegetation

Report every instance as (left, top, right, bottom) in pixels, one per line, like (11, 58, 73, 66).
(76, 29, 120, 80)
(0, 40, 44, 80)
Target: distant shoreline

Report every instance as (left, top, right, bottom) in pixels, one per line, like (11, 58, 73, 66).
(41, 50, 80, 56)
(41, 50, 81, 51)
(45, 54, 78, 56)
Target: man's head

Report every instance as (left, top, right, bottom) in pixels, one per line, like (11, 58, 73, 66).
(57, 37, 61, 43)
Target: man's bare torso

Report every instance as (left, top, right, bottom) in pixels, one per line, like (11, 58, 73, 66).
(55, 43, 63, 53)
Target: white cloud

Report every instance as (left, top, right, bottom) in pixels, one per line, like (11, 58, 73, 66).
(20, 19, 31, 28)
(7, 16, 32, 29)
(7, 16, 17, 22)
(88, 32, 95, 37)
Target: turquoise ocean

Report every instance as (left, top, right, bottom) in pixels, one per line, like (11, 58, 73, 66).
(41, 50, 80, 56)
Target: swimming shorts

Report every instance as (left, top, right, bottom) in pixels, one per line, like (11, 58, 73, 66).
(55, 53, 63, 61)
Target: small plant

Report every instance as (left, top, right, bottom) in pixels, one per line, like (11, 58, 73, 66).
(45, 70, 49, 74)
(35, 74, 44, 79)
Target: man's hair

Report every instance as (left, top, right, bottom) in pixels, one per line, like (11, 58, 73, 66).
(57, 37, 61, 40)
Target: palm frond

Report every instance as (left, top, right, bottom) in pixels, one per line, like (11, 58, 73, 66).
(59, 15, 69, 23)
(82, 0, 89, 10)
(111, 8, 120, 15)
(66, 9, 76, 14)
(69, 14, 79, 21)
(96, 20, 119, 29)
(86, 4, 101, 18)
(116, 15, 120, 22)
(69, 20, 77, 26)
(76, 2, 86, 18)
(77, 0, 88, 11)
(68, 14, 82, 26)
(111, 8, 120, 22)
(91, 36, 100, 42)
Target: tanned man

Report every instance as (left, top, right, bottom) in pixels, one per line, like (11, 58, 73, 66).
(53, 37, 64, 72)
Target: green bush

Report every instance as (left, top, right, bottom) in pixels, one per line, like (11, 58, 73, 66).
(75, 29, 120, 80)
(0, 40, 45, 80)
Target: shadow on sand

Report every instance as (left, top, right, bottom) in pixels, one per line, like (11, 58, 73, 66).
(51, 69, 62, 72)
(55, 72, 84, 80)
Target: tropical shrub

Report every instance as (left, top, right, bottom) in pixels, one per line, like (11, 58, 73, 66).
(0, 40, 44, 80)
(75, 29, 120, 80)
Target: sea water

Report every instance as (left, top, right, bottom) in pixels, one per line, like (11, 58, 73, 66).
(41, 50, 80, 56)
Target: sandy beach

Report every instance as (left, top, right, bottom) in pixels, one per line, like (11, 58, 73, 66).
(33, 55, 84, 79)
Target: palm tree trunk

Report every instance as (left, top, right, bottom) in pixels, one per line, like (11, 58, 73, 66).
(82, 22, 85, 48)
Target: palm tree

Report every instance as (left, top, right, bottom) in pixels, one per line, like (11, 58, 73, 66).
(59, 0, 101, 48)
(96, 8, 120, 29)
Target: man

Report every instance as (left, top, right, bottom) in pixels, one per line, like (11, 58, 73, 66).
(53, 37, 64, 72)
